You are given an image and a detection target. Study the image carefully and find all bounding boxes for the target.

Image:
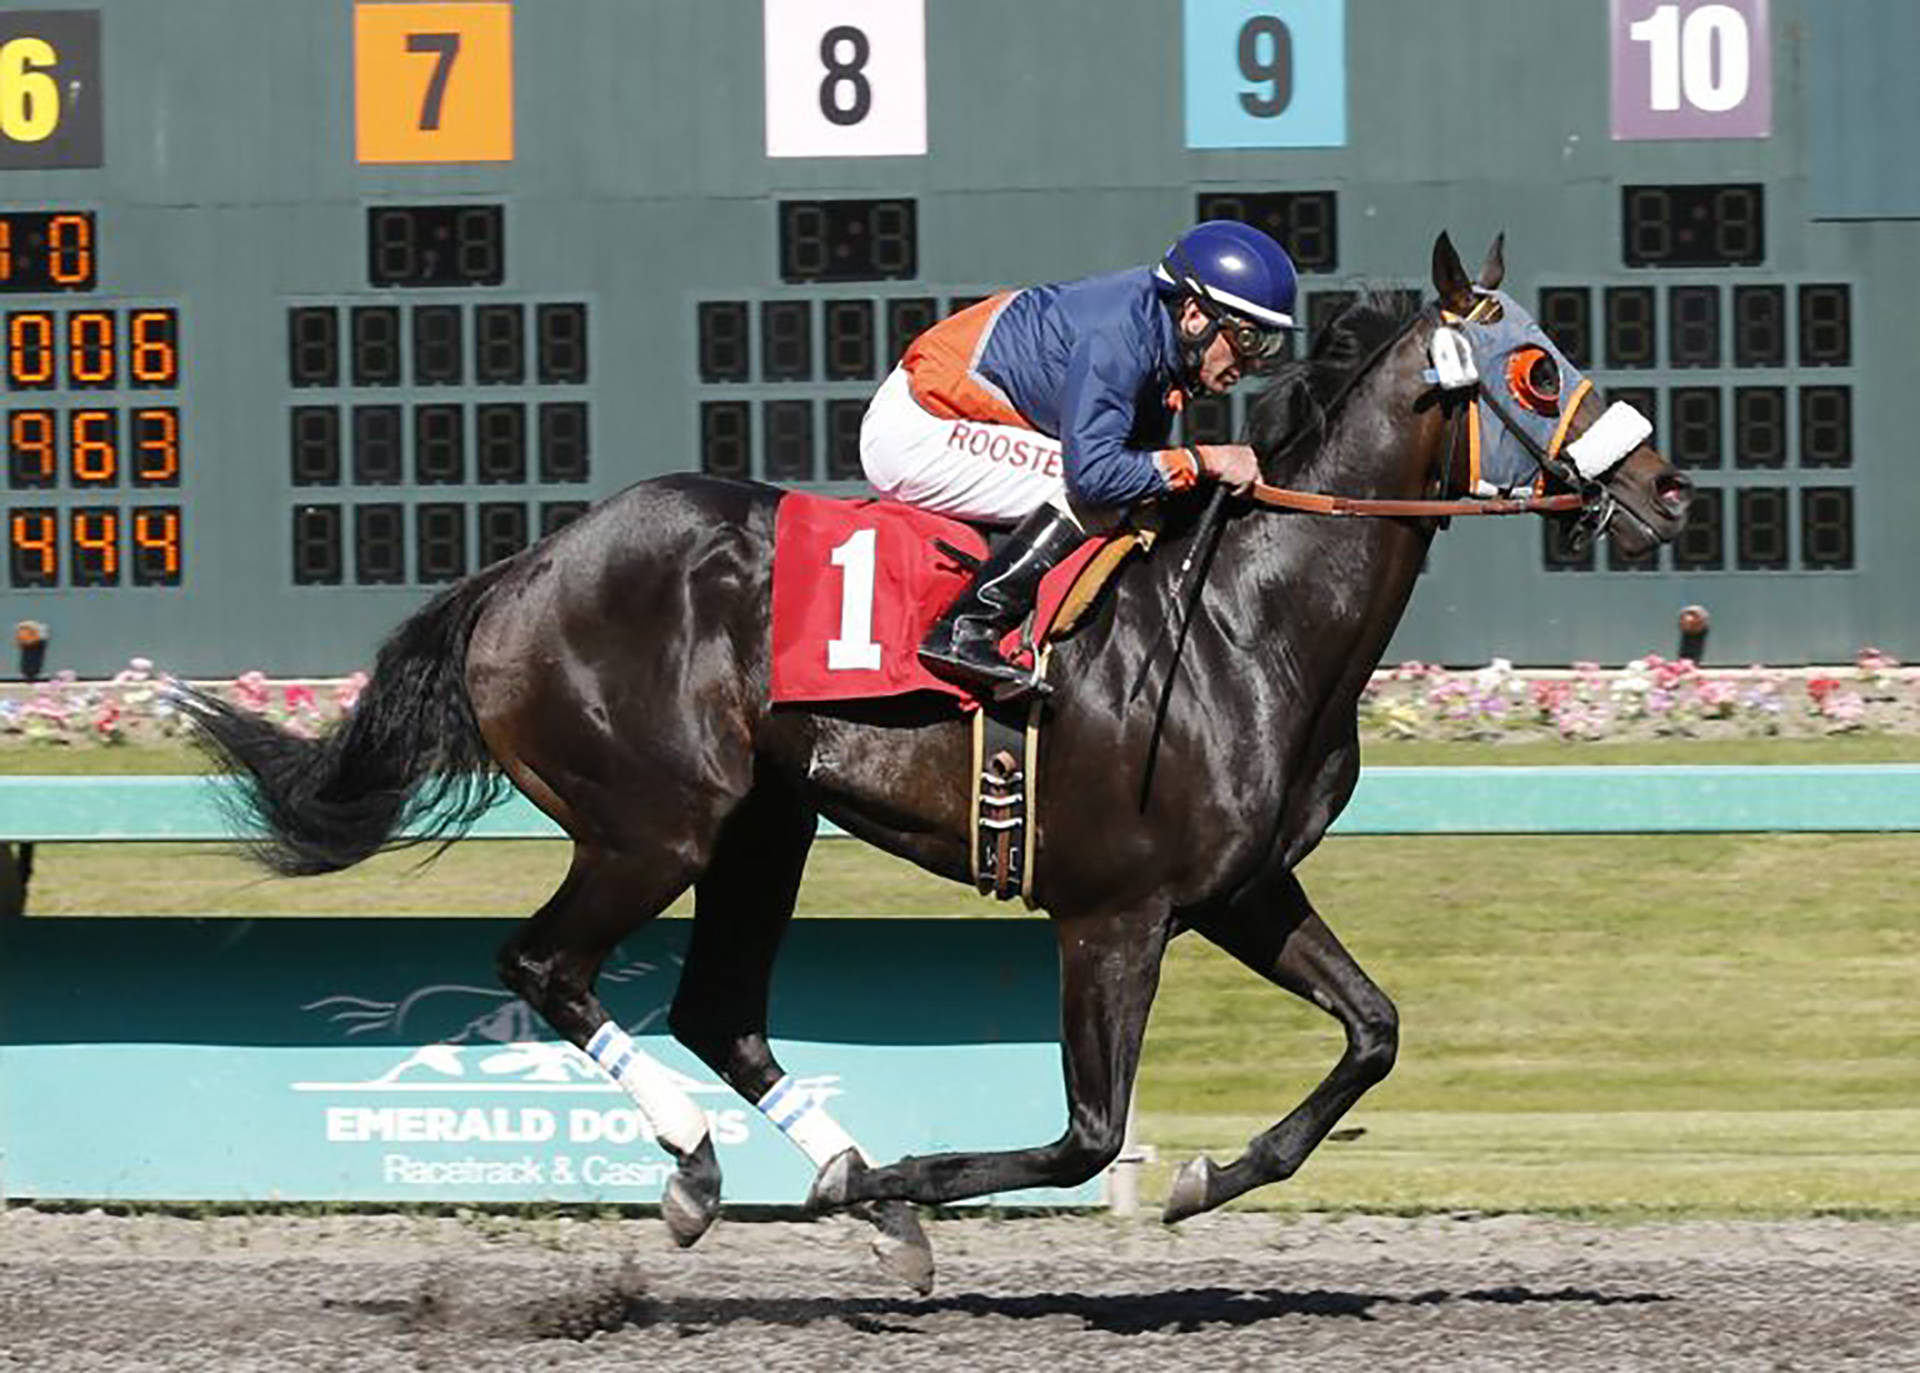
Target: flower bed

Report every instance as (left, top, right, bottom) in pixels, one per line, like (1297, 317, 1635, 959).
(0, 652, 1915, 749)
(1360, 649, 1915, 742)
(0, 662, 367, 748)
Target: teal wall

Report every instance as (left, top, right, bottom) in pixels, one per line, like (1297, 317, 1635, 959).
(0, 0, 1911, 674)
(0, 914, 1098, 1206)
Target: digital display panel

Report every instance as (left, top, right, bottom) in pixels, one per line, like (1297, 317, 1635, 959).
(1799, 386, 1852, 468)
(1801, 487, 1854, 570)
(292, 505, 344, 585)
(9, 507, 57, 587)
(885, 297, 938, 366)
(291, 406, 342, 485)
(413, 304, 463, 385)
(823, 299, 876, 381)
(700, 400, 751, 478)
(354, 502, 407, 584)
(535, 304, 588, 384)
(1622, 184, 1765, 268)
(0, 212, 96, 293)
(778, 199, 917, 284)
(538, 402, 590, 482)
(761, 301, 812, 383)
(763, 398, 813, 480)
(1735, 487, 1790, 570)
(1732, 387, 1786, 469)
(1667, 286, 1720, 369)
(1797, 284, 1851, 367)
(826, 397, 865, 480)
(1671, 489, 1724, 572)
(7, 409, 56, 488)
(1732, 285, 1785, 367)
(1194, 191, 1338, 274)
(476, 402, 526, 484)
(368, 205, 506, 288)
(461, 303, 520, 385)
(1537, 287, 1593, 369)
(477, 502, 529, 566)
(7, 505, 183, 587)
(698, 302, 750, 383)
(413, 404, 464, 484)
(1603, 287, 1657, 368)
(1668, 387, 1721, 469)
(416, 501, 467, 582)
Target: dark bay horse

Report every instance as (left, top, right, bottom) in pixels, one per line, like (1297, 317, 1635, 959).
(183, 233, 1689, 1290)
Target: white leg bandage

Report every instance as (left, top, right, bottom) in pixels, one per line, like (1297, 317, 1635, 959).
(756, 1074, 869, 1168)
(584, 1022, 711, 1156)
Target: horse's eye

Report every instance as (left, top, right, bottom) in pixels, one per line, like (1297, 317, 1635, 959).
(1506, 347, 1561, 414)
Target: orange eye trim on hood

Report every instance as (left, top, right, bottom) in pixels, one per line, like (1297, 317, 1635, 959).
(1506, 347, 1561, 416)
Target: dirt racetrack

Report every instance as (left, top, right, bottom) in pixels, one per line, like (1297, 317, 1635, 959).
(3, 1208, 1916, 1371)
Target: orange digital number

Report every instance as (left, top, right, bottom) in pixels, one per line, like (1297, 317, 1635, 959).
(48, 213, 91, 285)
(71, 507, 119, 583)
(70, 408, 116, 484)
(133, 407, 179, 485)
(129, 308, 178, 387)
(0, 219, 11, 282)
(67, 308, 114, 387)
(132, 507, 181, 583)
(8, 408, 55, 486)
(9, 508, 56, 584)
(8, 310, 54, 388)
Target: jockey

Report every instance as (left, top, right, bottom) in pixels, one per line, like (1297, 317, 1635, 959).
(859, 219, 1298, 697)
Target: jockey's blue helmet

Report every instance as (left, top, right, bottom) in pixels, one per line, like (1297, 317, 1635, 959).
(1153, 220, 1298, 370)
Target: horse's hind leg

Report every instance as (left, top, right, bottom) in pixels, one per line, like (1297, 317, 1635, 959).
(495, 846, 725, 1246)
(1163, 869, 1399, 1222)
(667, 779, 935, 1294)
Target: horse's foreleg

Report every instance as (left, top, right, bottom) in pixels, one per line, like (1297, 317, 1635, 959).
(1164, 869, 1398, 1222)
(495, 848, 722, 1246)
(811, 902, 1172, 1209)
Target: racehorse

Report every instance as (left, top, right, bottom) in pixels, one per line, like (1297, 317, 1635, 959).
(182, 233, 1689, 1291)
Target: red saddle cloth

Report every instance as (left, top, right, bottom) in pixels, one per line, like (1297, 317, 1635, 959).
(769, 492, 1106, 706)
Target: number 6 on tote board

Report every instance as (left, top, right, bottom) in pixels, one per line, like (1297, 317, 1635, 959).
(764, 0, 926, 158)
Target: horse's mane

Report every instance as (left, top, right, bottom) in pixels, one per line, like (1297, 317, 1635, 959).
(1242, 288, 1424, 483)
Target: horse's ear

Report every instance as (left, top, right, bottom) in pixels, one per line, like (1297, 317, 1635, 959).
(1478, 233, 1506, 291)
(1431, 232, 1473, 313)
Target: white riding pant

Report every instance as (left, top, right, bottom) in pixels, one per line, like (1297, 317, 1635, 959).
(859, 366, 1076, 527)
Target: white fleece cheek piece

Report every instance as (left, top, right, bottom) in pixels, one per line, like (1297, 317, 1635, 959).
(757, 1073, 870, 1168)
(1565, 401, 1653, 479)
(584, 1022, 712, 1155)
(1426, 326, 1479, 390)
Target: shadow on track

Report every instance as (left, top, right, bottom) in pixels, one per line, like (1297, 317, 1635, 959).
(524, 1284, 1676, 1340)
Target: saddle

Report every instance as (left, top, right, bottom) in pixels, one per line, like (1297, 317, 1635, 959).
(769, 492, 1154, 905)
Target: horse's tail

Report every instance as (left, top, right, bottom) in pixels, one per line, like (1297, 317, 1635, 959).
(178, 558, 518, 876)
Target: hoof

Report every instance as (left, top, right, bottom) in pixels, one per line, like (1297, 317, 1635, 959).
(661, 1137, 722, 1248)
(805, 1147, 867, 1214)
(861, 1200, 935, 1296)
(1162, 1154, 1221, 1225)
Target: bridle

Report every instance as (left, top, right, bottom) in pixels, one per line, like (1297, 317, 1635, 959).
(1236, 299, 1598, 524)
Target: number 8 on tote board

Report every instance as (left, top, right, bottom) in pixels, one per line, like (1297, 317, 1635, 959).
(764, 0, 927, 158)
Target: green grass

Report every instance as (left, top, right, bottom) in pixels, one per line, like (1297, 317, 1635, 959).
(10, 739, 1920, 1215)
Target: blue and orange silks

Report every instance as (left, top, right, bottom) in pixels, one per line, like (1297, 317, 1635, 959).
(902, 267, 1195, 510)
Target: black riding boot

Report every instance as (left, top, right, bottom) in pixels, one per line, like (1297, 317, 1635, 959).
(920, 505, 1084, 698)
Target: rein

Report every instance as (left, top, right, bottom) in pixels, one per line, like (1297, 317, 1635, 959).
(1245, 482, 1582, 518)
